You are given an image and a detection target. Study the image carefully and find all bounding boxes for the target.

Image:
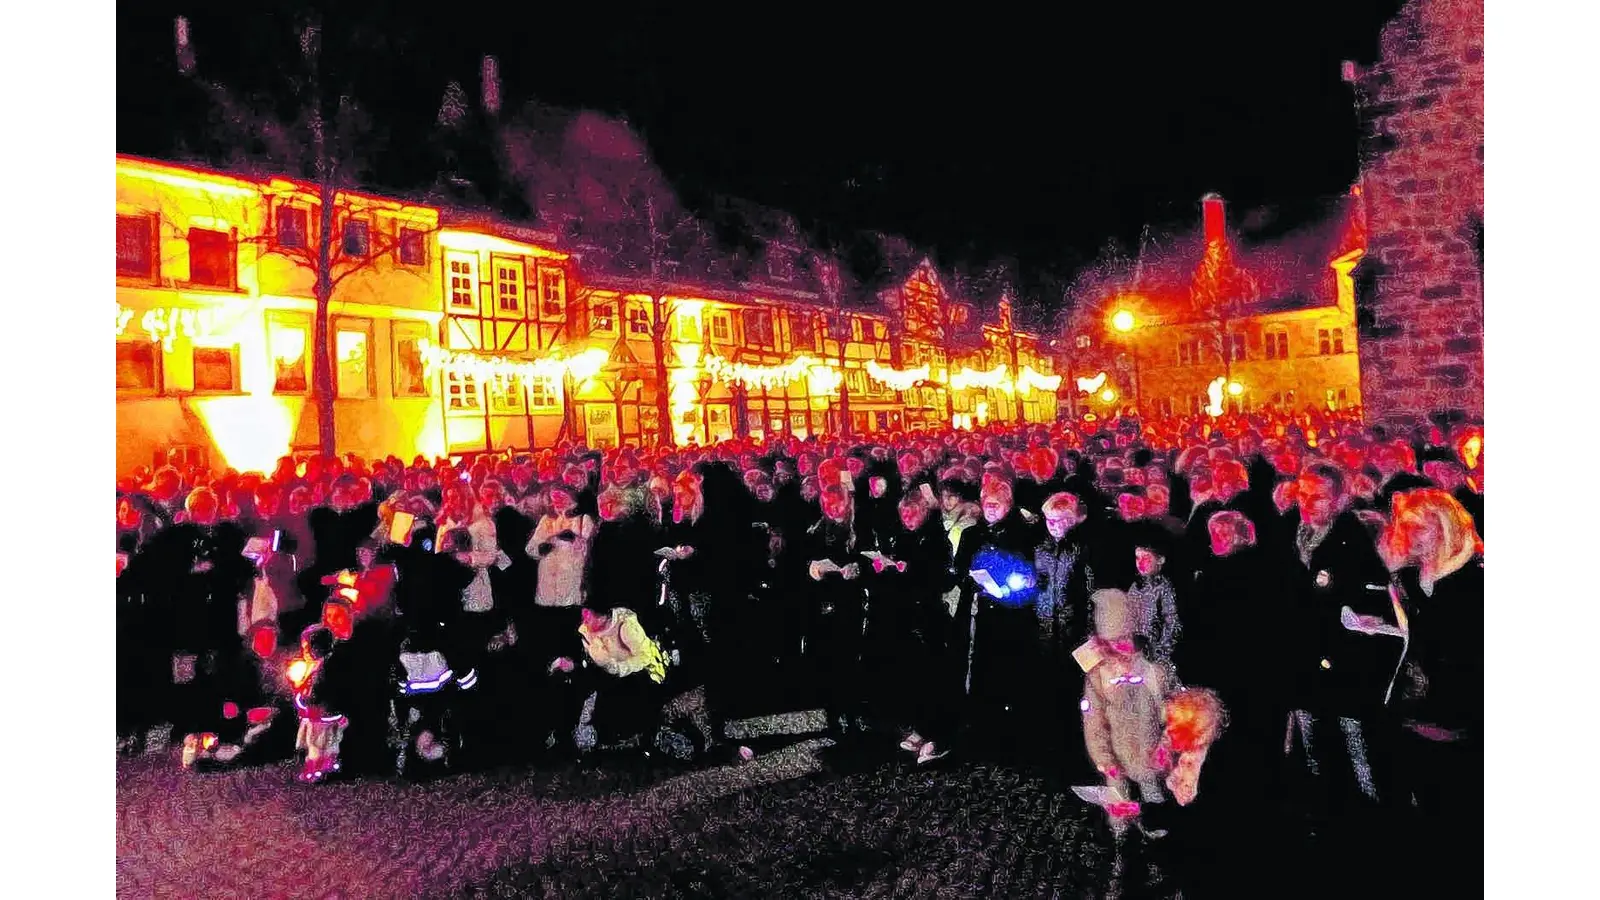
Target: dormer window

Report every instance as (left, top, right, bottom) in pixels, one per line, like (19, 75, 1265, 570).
(767, 252, 794, 281)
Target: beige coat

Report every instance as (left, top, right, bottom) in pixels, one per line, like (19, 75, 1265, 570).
(1082, 651, 1167, 798)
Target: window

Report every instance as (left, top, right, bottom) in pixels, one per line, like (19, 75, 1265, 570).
(627, 304, 650, 336)
(398, 227, 427, 266)
(116, 342, 160, 391)
(675, 312, 701, 343)
(846, 369, 867, 394)
(809, 314, 826, 350)
(342, 219, 370, 257)
(1265, 329, 1289, 360)
(710, 312, 732, 343)
(1318, 328, 1344, 355)
(334, 318, 373, 399)
(488, 377, 524, 414)
(743, 309, 775, 347)
(275, 203, 308, 249)
(1228, 333, 1247, 362)
(187, 228, 235, 289)
(529, 375, 559, 411)
(871, 320, 888, 341)
(1178, 339, 1203, 366)
(1075, 334, 1092, 350)
(1325, 388, 1338, 410)
(392, 321, 431, 397)
(446, 371, 480, 412)
(538, 266, 567, 317)
(446, 253, 477, 309)
(591, 302, 617, 335)
(117, 214, 157, 279)
(493, 258, 523, 314)
(1338, 388, 1350, 407)
(767, 253, 794, 281)
(192, 346, 236, 393)
(267, 312, 310, 394)
(850, 317, 865, 343)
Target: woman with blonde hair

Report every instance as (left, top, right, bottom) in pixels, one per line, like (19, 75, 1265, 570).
(1383, 487, 1483, 853)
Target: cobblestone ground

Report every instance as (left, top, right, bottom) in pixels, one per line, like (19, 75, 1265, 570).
(116, 727, 1155, 899)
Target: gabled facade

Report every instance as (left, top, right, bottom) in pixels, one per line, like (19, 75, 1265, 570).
(115, 155, 444, 476)
(1061, 192, 1365, 420)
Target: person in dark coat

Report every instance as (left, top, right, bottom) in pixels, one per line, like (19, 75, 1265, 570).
(1382, 488, 1484, 881)
(864, 493, 956, 762)
(962, 479, 1045, 761)
(803, 482, 872, 739)
(1283, 463, 1406, 837)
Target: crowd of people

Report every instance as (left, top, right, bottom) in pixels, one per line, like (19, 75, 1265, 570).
(115, 404, 1484, 895)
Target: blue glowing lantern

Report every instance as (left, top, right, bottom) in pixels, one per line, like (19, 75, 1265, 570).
(972, 546, 1039, 608)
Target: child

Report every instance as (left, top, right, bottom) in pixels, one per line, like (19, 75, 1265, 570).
(289, 625, 347, 783)
(1079, 588, 1168, 833)
(578, 606, 669, 755)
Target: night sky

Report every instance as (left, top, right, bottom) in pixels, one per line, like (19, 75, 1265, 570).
(118, 1, 1405, 295)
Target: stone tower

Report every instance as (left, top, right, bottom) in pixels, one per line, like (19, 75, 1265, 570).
(1345, 0, 1485, 427)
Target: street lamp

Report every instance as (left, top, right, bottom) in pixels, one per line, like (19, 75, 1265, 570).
(1108, 307, 1141, 412)
(1100, 387, 1117, 404)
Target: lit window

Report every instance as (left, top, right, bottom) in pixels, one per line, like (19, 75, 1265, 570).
(117, 215, 157, 279)
(494, 259, 523, 314)
(1266, 330, 1289, 360)
(1332, 328, 1345, 354)
(276, 204, 308, 249)
(192, 346, 236, 393)
(335, 320, 372, 399)
(117, 341, 160, 392)
(446, 371, 480, 412)
(1178, 339, 1202, 366)
(850, 318, 865, 343)
(591, 303, 617, 334)
(392, 321, 431, 397)
(538, 267, 567, 317)
(711, 313, 732, 342)
(488, 377, 524, 414)
(743, 309, 775, 347)
(627, 304, 650, 336)
(398, 227, 427, 266)
(187, 228, 236, 289)
(676, 312, 701, 343)
(342, 220, 370, 257)
(529, 376, 559, 411)
(447, 254, 477, 309)
(846, 369, 867, 394)
(872, 320, 887, 341)
(267, 313, 310, 394)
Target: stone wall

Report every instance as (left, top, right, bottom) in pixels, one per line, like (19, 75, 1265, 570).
(1349, 0, 1485, 427)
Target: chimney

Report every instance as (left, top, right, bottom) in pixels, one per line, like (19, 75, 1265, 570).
(175, 16, 195, 73)
(1201, 193, 1226, 246)
(481, 56, 501, 116)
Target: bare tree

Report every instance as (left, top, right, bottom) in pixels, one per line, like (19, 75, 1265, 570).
(1189, 227, 1259, 388)
(178, 14, 442, 456)
(501, 107, 706, 447)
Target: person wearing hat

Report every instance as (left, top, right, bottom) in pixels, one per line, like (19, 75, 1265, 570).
(1081, 588, 1169, 817)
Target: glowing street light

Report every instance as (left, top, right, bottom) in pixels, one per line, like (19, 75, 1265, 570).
(1100, 387, 1117, 403)
(1227, 380, 1244, 397)
(1111, 309, 1136, 333)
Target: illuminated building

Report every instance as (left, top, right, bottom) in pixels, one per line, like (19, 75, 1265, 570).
(880, 260, 1059, 430)
(118, 156, 1064, 472)
(1061, 191, 1366, 420)
(427, 219, 580, 453)
(115, 155, 445, 476)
